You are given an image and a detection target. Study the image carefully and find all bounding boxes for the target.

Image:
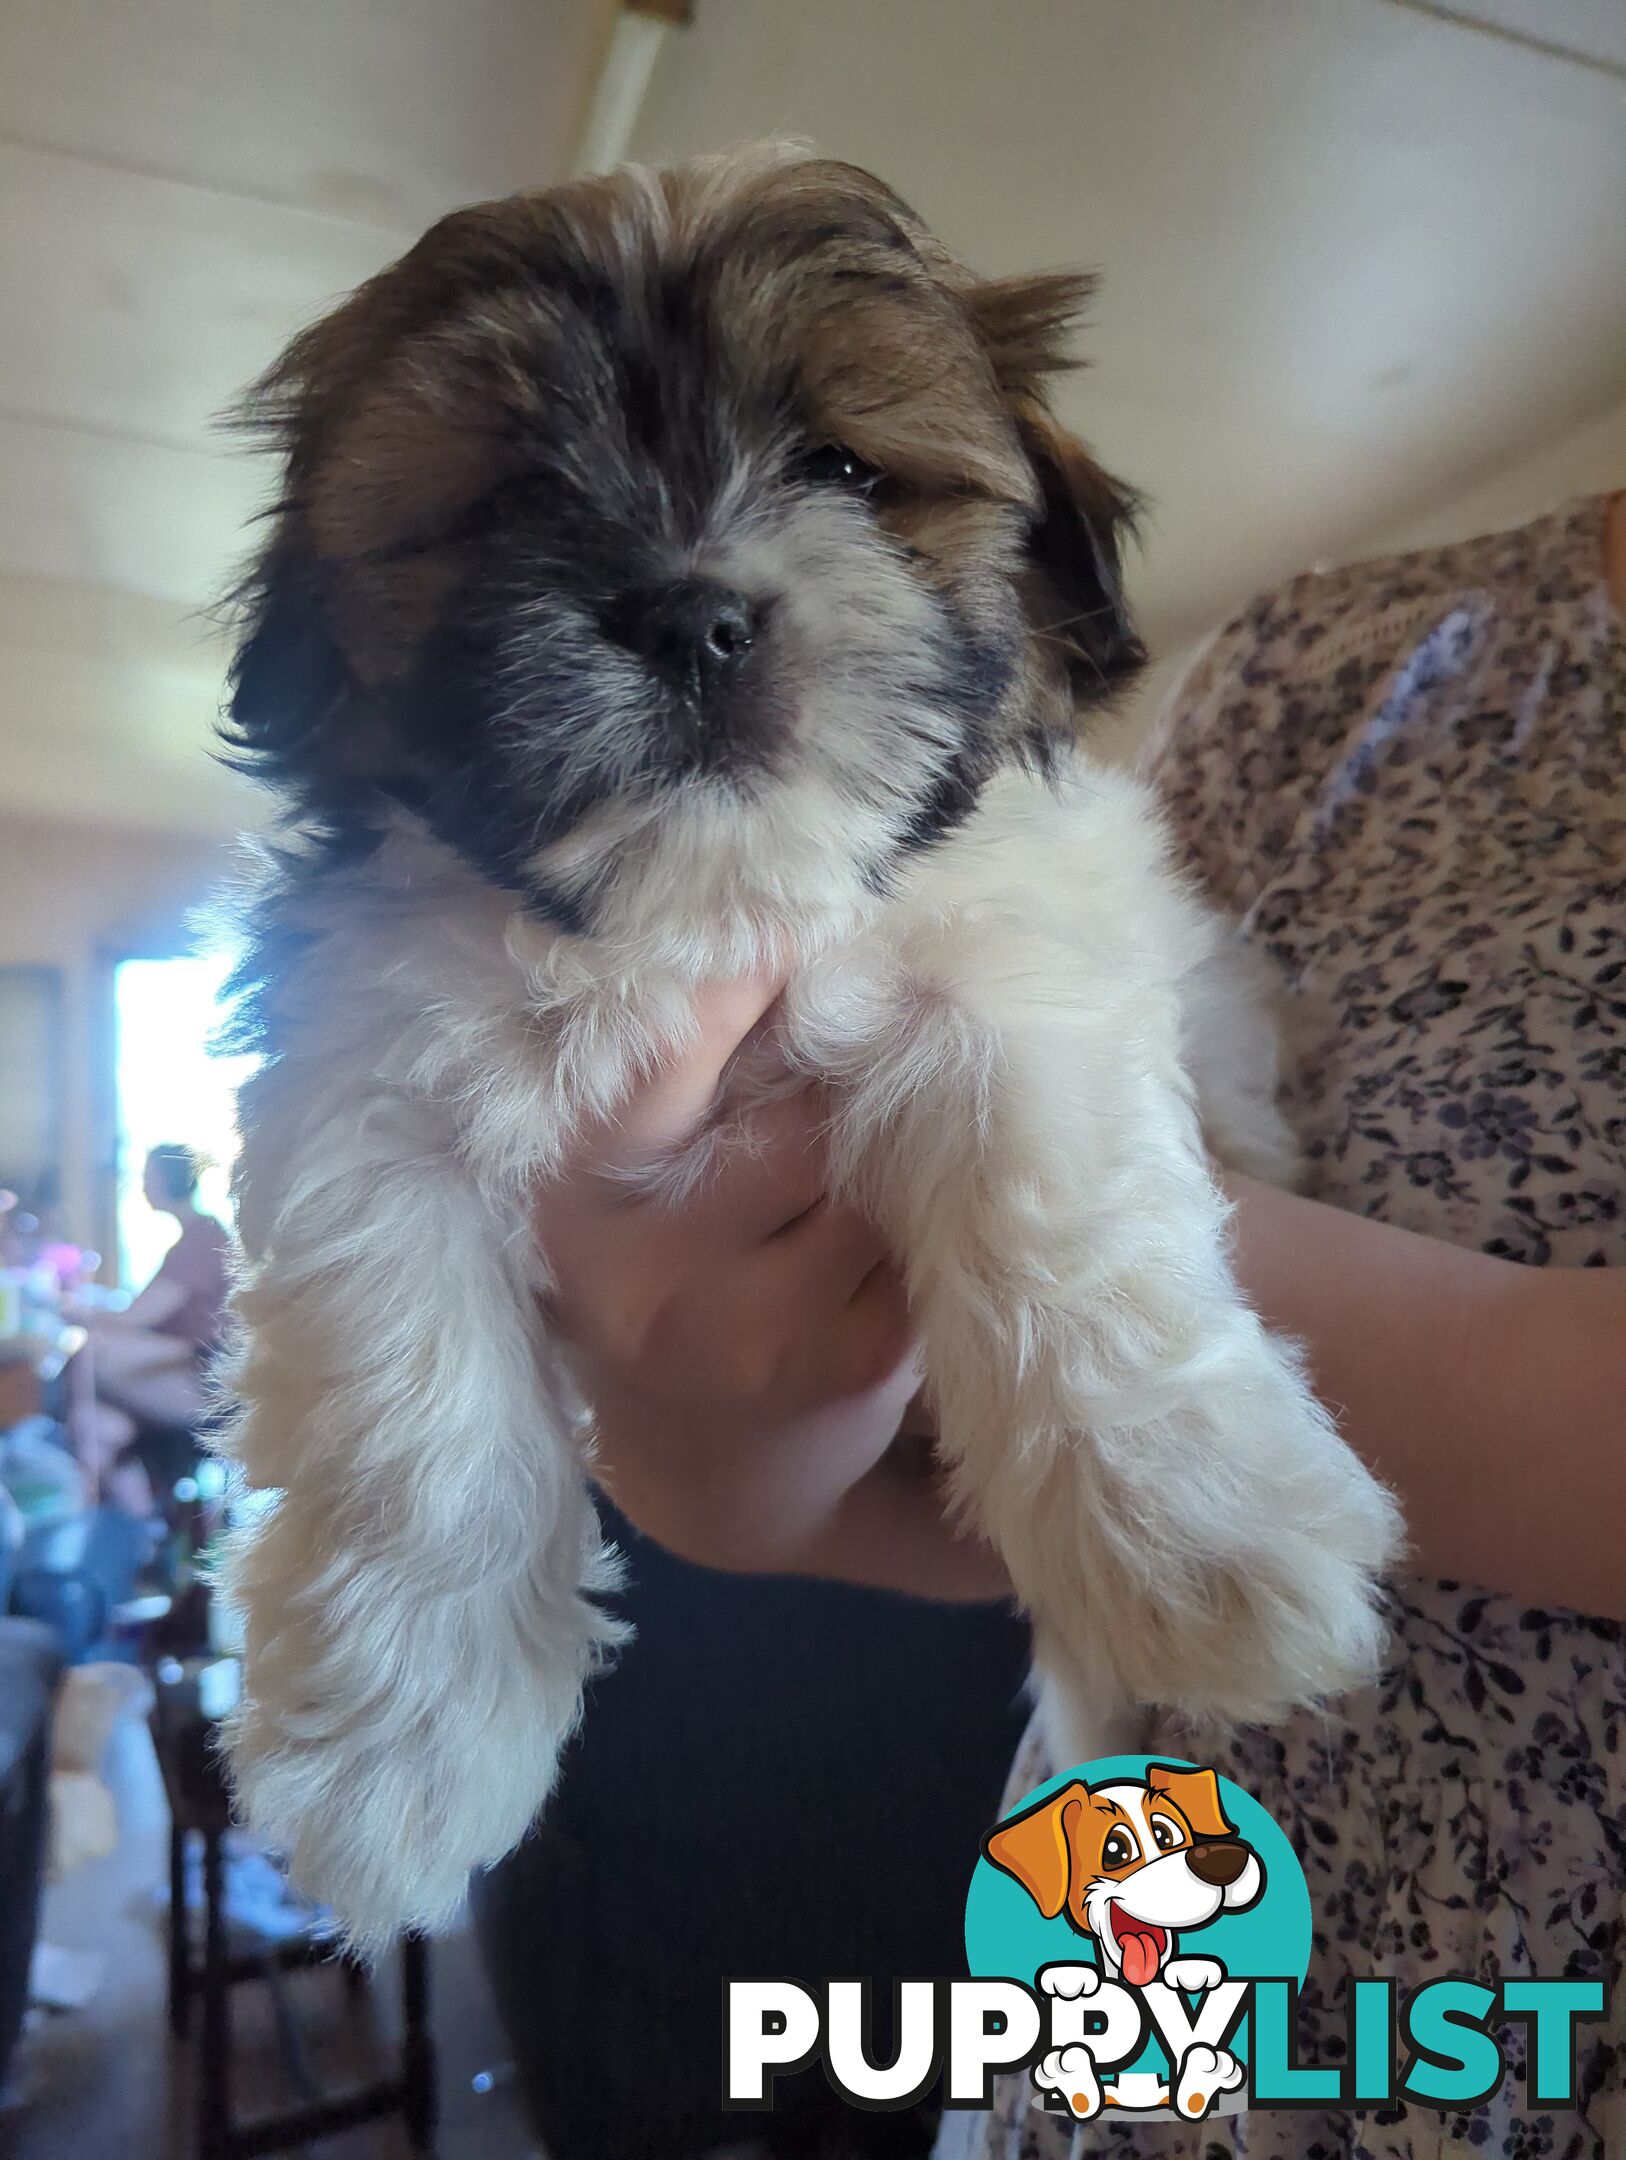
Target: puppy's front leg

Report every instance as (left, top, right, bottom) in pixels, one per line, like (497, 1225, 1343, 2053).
(221, 1042, 622, 1946)
(811, 919, 1400, 1746)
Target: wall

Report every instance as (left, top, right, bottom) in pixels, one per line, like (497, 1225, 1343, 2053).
(1102, 392, 1626, 764)
(0, 812, 236, 1268)
(1371, 391, 1626, 554)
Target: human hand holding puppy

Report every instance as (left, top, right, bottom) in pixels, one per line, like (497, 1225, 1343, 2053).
(545, 964, 1626, 1628)
(536, 971, 1011, 1603)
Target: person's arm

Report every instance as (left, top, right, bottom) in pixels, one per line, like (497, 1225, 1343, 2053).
(1224, 1174, 1626, 1621)
(538, 983, 1624, 1618)
(113, 1273, 188, 1331)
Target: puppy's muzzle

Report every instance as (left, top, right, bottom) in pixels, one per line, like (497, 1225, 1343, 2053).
(1186, 1838, 1252, 1888)
(609, 574, 764, 694)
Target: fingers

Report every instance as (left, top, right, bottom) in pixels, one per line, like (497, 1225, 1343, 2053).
(684, 1086, 831, 1245)
(540, 1080, 830, 1278)
(532, 967, 914, 1426)
(585, 1197, 900, 1406)
(720, 1223, 913, 1411)
(828, 1254, 918, 1401)
(584, 969, 787, 1171)
(753, 1190, 890, 1301)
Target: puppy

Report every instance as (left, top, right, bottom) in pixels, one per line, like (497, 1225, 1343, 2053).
(984, 1762, 1262, 1988)
(216, 143, 1400, 1943)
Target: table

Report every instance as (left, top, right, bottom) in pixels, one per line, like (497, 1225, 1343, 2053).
(151, 1658, 437, 2158)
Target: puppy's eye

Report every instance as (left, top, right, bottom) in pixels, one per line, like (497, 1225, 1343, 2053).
(1149, 1815, 1184, 1853)
(1102, 1828, 1139, 1871)
(798, 442, 884, 494)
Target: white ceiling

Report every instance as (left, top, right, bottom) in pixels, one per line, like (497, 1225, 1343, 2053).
(1428, 0, 1626, 72)
(633, 0, 1626, 641)
(1, 0, 1622, 835)
(0, 0, 607, 833)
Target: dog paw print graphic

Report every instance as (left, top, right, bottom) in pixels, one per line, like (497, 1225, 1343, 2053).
(965, 1757, 1312, 2122)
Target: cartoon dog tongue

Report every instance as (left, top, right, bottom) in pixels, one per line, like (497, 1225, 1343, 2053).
(1111, 1910, 1167, 1986)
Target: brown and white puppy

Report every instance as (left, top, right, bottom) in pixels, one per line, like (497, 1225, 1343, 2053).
(216, 144, 1400, 1943)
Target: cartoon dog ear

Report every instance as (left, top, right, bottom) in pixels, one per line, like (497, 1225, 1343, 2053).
(1145, 1764, 1237, 1843)
(982, 1782, 1089, 1920)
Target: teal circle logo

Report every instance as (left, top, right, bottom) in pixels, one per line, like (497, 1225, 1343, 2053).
(965, 1755, 1311, 2120)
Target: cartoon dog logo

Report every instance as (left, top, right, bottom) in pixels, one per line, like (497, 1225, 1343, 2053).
(983, 1763, 1264, 2119)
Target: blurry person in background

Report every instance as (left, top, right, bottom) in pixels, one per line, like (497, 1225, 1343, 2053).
(79, 1144, 230, 1511)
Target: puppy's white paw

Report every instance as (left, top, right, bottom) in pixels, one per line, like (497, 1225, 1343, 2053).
(1163, 1955, 1225, 1993)
(223, 1495, 609, 1946)
(1021, 1320, 1400, 1738)
(1174, 2042, 1244, 2119)
(1119, 1334, 1404, 1726)
(230, 1690, 570, 1946)
(1038, 1962, 1101, 2000)
(1035, 2045, 1102, 2121)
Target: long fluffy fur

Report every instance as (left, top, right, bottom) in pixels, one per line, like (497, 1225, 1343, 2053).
(222, 756, 1397, 1941)
(215, 146, 1401, 1944)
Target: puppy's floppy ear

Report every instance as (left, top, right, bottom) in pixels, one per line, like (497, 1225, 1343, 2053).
(967, 269, 1145, 697)
(966, 269, 1098, 399)
(983, 1781, 1090, 1920)
(222, 551, 350, 786)
(1015, 403, 1144, 695)
(1145, 1763, 1236, 1843)
(222, 550, 407, 804)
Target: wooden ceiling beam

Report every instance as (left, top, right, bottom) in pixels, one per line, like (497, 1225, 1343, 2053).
(572, 0, 694, 176)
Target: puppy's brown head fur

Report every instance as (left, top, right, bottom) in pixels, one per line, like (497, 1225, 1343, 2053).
(228, 143, 1141, 944)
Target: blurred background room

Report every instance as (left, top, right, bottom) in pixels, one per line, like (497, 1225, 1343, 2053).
(0, 3, 1621, 2157)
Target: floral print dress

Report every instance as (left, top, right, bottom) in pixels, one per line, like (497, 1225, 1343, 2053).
(936, 496, 1625, 2160)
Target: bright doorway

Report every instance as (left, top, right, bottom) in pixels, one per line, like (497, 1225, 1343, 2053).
(111, 952, 256, 1291)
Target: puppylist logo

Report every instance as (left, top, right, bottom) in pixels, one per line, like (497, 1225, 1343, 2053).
(973, 1758, 1279, 2119)
(724, 1756, 1608, 2122)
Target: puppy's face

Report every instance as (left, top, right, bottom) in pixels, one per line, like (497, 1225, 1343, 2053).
(229, 145, 1141, 947)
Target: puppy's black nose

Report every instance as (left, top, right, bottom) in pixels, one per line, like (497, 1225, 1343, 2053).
(612, 577, 762, 688)
(1187, 1839, 1250, 1888)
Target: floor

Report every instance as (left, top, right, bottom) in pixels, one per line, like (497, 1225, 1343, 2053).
(0, 1714, 542, 2160)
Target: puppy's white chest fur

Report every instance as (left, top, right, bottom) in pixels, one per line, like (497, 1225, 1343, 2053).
(221, 747, 1398, 1942)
